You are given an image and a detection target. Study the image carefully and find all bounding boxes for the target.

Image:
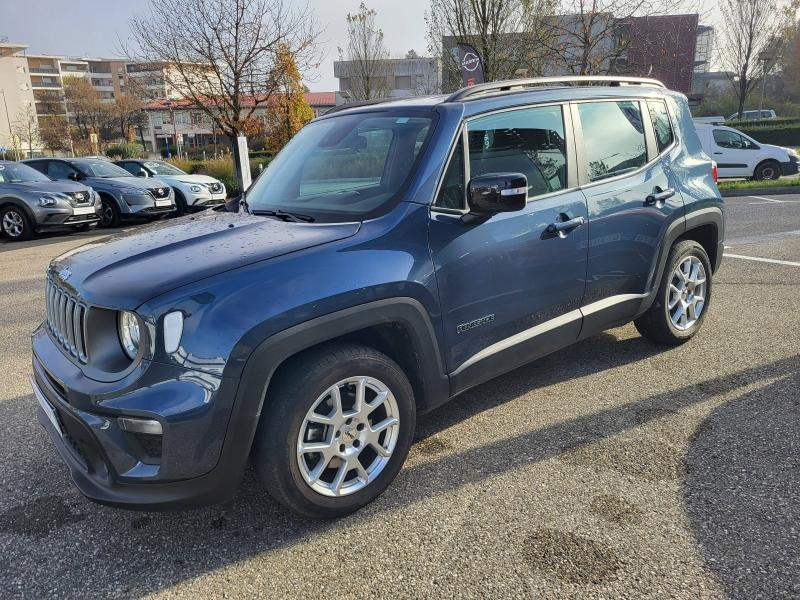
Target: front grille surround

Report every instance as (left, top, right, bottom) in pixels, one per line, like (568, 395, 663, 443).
(148, 187, 171, 199)
(65, 191, 93, 206)
(46, 278, 88, 363)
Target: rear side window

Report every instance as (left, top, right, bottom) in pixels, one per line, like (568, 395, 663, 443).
(578, 101, 647, 182)
(467, 105, 568, 198)
(647, 100, 674, 153)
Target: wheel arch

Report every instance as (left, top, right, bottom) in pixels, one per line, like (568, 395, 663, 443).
(0, 196, 36, 222)
(225, 298, 450, 464)
(753, 158, 781, 179)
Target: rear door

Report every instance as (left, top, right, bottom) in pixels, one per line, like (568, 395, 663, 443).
(574, 98, 685, 336)
(428, 103, 589, 393)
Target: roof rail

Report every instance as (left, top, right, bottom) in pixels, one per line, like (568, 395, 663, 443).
(445, 75, 666, 102)
(323, 98, 394, 115)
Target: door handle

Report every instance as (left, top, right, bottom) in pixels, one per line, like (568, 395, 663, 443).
(546, 215, 585, 237)
(713, 151, 723, 155)
(644, 188, 675, 206)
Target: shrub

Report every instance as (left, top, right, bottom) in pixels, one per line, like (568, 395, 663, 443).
(737, 124, 800, 146)
(165, 156, 273, 197)
(105, 142, 142, 159)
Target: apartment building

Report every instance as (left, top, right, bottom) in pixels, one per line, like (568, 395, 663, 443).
(0, 43, 37, 152)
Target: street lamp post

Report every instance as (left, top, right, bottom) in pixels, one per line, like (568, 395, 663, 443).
(0, 89, 15, 159)
(757, 49, 776, 122)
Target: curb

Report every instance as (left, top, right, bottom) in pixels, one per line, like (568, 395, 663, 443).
(720, 186, 800, 197)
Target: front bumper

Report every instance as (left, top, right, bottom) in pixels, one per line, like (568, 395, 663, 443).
(121, 191, 176, 217)
(35, 205, 101, 229)
(780, 159, 799, 176)
(31, 325, 248, 510)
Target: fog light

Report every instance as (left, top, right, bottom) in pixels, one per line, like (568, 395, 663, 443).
(118, 417, 163, 435)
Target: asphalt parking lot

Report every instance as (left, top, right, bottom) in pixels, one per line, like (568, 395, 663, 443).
(1, 196, 798, 599)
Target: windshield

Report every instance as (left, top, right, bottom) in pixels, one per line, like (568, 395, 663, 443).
(145, 161, 186, 176)
(245, 110, 434, 221)
(0, 162, 52, 184)
(75, 160, 133, 178)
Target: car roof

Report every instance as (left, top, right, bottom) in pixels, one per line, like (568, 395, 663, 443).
(322, 76, 673, 120)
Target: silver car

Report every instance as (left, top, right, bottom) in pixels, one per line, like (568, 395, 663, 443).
(0, 160, 101, 241)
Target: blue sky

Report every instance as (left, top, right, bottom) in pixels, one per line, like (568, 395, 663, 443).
(0, 0, 431, 92)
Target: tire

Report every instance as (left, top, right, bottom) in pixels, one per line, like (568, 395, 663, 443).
(1, 205, 33, 241)
(635, 239, 712, 345)
(754, 160, 781, 181)
(99, 197, 121, 228)
(253, 343, 416, 518)
(174, 190, 189, 217)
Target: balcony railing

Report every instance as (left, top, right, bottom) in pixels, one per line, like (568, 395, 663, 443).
(29, 67, 59, 75)
(31, 81, 62, 88)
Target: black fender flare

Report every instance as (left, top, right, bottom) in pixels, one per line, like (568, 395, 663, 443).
(217, 298, 450, 477)
(639, 202, 724, 314)
(0, 196, 37, 224)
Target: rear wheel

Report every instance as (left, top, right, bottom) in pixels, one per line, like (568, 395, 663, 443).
(174, 190, 189, 217)
(635, 240, 712, 345)
(253, 344, 416, 518)
(754, 160, 781, 180)
(1, 206, 33, 241)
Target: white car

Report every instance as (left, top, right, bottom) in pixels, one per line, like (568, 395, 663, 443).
(693, 123, 798, 180)
(726, 109, 776, 121)
(115, 159, 227, 214)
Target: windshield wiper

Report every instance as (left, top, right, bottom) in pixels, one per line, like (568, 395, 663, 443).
(251, 208, 315, 223)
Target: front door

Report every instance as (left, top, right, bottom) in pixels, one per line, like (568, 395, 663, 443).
(574, 98, 685, 335)
(428, 104, 588, 394)
(709, 128, 757, 178)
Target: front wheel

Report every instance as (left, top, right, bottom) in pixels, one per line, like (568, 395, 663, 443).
(253, 344, 416, 518)
(99, 198, 121, 227)
(635, 240, 712, 345)
(754, 160, 781, 181)
(1, 206, 33, 241)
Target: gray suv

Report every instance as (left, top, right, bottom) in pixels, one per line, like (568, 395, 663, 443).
(24, 158, 175, 227)
(0, 160, 100, 241)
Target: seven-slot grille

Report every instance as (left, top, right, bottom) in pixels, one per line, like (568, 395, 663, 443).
(46, 278, 88, 363)
(148, 187, 171, 199)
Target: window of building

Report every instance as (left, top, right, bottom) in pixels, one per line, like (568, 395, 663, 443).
(152, 114, 163, 127)
(647, 100, 675, 153)
(578, 101, 647, 182)
(395, 76, 414, 90)
(468, 105, 568, 198)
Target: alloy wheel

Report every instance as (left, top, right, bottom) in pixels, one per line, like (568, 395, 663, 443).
(100, 202, 114, 227)
(668, 255, 706, 331)
(2, 210, 25, 238)
(297, 376, 400, 497)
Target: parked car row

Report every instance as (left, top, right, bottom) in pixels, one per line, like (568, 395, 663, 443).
(0, 157, 226, 241)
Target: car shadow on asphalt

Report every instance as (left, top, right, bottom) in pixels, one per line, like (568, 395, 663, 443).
(0, 342, 797, 598)
(683, 370, 800, 599)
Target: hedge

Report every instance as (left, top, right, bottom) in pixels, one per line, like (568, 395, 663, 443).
(737, 124, 800, 147)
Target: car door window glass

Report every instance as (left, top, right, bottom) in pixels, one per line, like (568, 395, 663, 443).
(120, 162, 139, 176)
(647, 100, 674, 153)
(435, 137, 465, 209)
(578, 101, 647, 182)
(47, 161, 77, 180)
(467, 105, 567, 198)
(713, 129, 748, 149)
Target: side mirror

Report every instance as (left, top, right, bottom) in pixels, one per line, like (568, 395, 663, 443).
(137, 169, 148, 178)
(67, 172, 80, 181)
(466, 173, 527, 218)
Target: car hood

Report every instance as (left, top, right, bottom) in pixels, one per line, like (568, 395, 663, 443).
(88, 176, 171, 189)
(49, 209, 361, 309)
(157, 174, 222, 186)
(3, 180, 91, 194)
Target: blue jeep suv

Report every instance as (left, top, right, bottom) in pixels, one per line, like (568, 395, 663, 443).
(30, 77, 724, 518)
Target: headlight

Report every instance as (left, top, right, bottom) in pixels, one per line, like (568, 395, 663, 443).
(118, 310, 141, 360)
(189, 185, 203, 193)
(38, 194, 59, 207)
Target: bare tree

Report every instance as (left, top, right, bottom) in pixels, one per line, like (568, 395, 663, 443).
(426, 0, 556, 91)
(63, 76, 107, 140)
(719, 0, 794, 119)
(12, 104, 39, 159)
(127, 0, 319, 186)
(338, 2, 391, 100)
(38, 116, 71, 156)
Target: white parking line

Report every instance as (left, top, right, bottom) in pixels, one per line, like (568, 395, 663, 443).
(749, 195, 785, 203)
(747, 195, 800, 204)
(724, 253, 800, 267)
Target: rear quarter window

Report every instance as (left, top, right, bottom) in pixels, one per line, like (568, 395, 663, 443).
(578, 101, 647, 182)
(647, 100, 675, 153)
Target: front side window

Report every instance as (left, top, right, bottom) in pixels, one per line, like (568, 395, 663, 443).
(47, 161, 78, 180)
(468, 105, 567, 198)
(647, 100, 675, 153)
(246, 110, 434, 221)
(73, 160, 134, 178)
(578, 101, 647, 182)
(713, 129, 750, 149)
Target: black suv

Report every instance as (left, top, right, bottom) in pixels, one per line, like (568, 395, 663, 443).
(30, 77, 723, 518)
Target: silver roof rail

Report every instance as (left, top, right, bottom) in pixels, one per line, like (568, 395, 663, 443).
(446, 75, 666, 102)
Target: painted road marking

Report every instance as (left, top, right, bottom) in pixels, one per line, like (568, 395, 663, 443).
(724, 253, 800, 267)
(747, 195, 800, 204)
